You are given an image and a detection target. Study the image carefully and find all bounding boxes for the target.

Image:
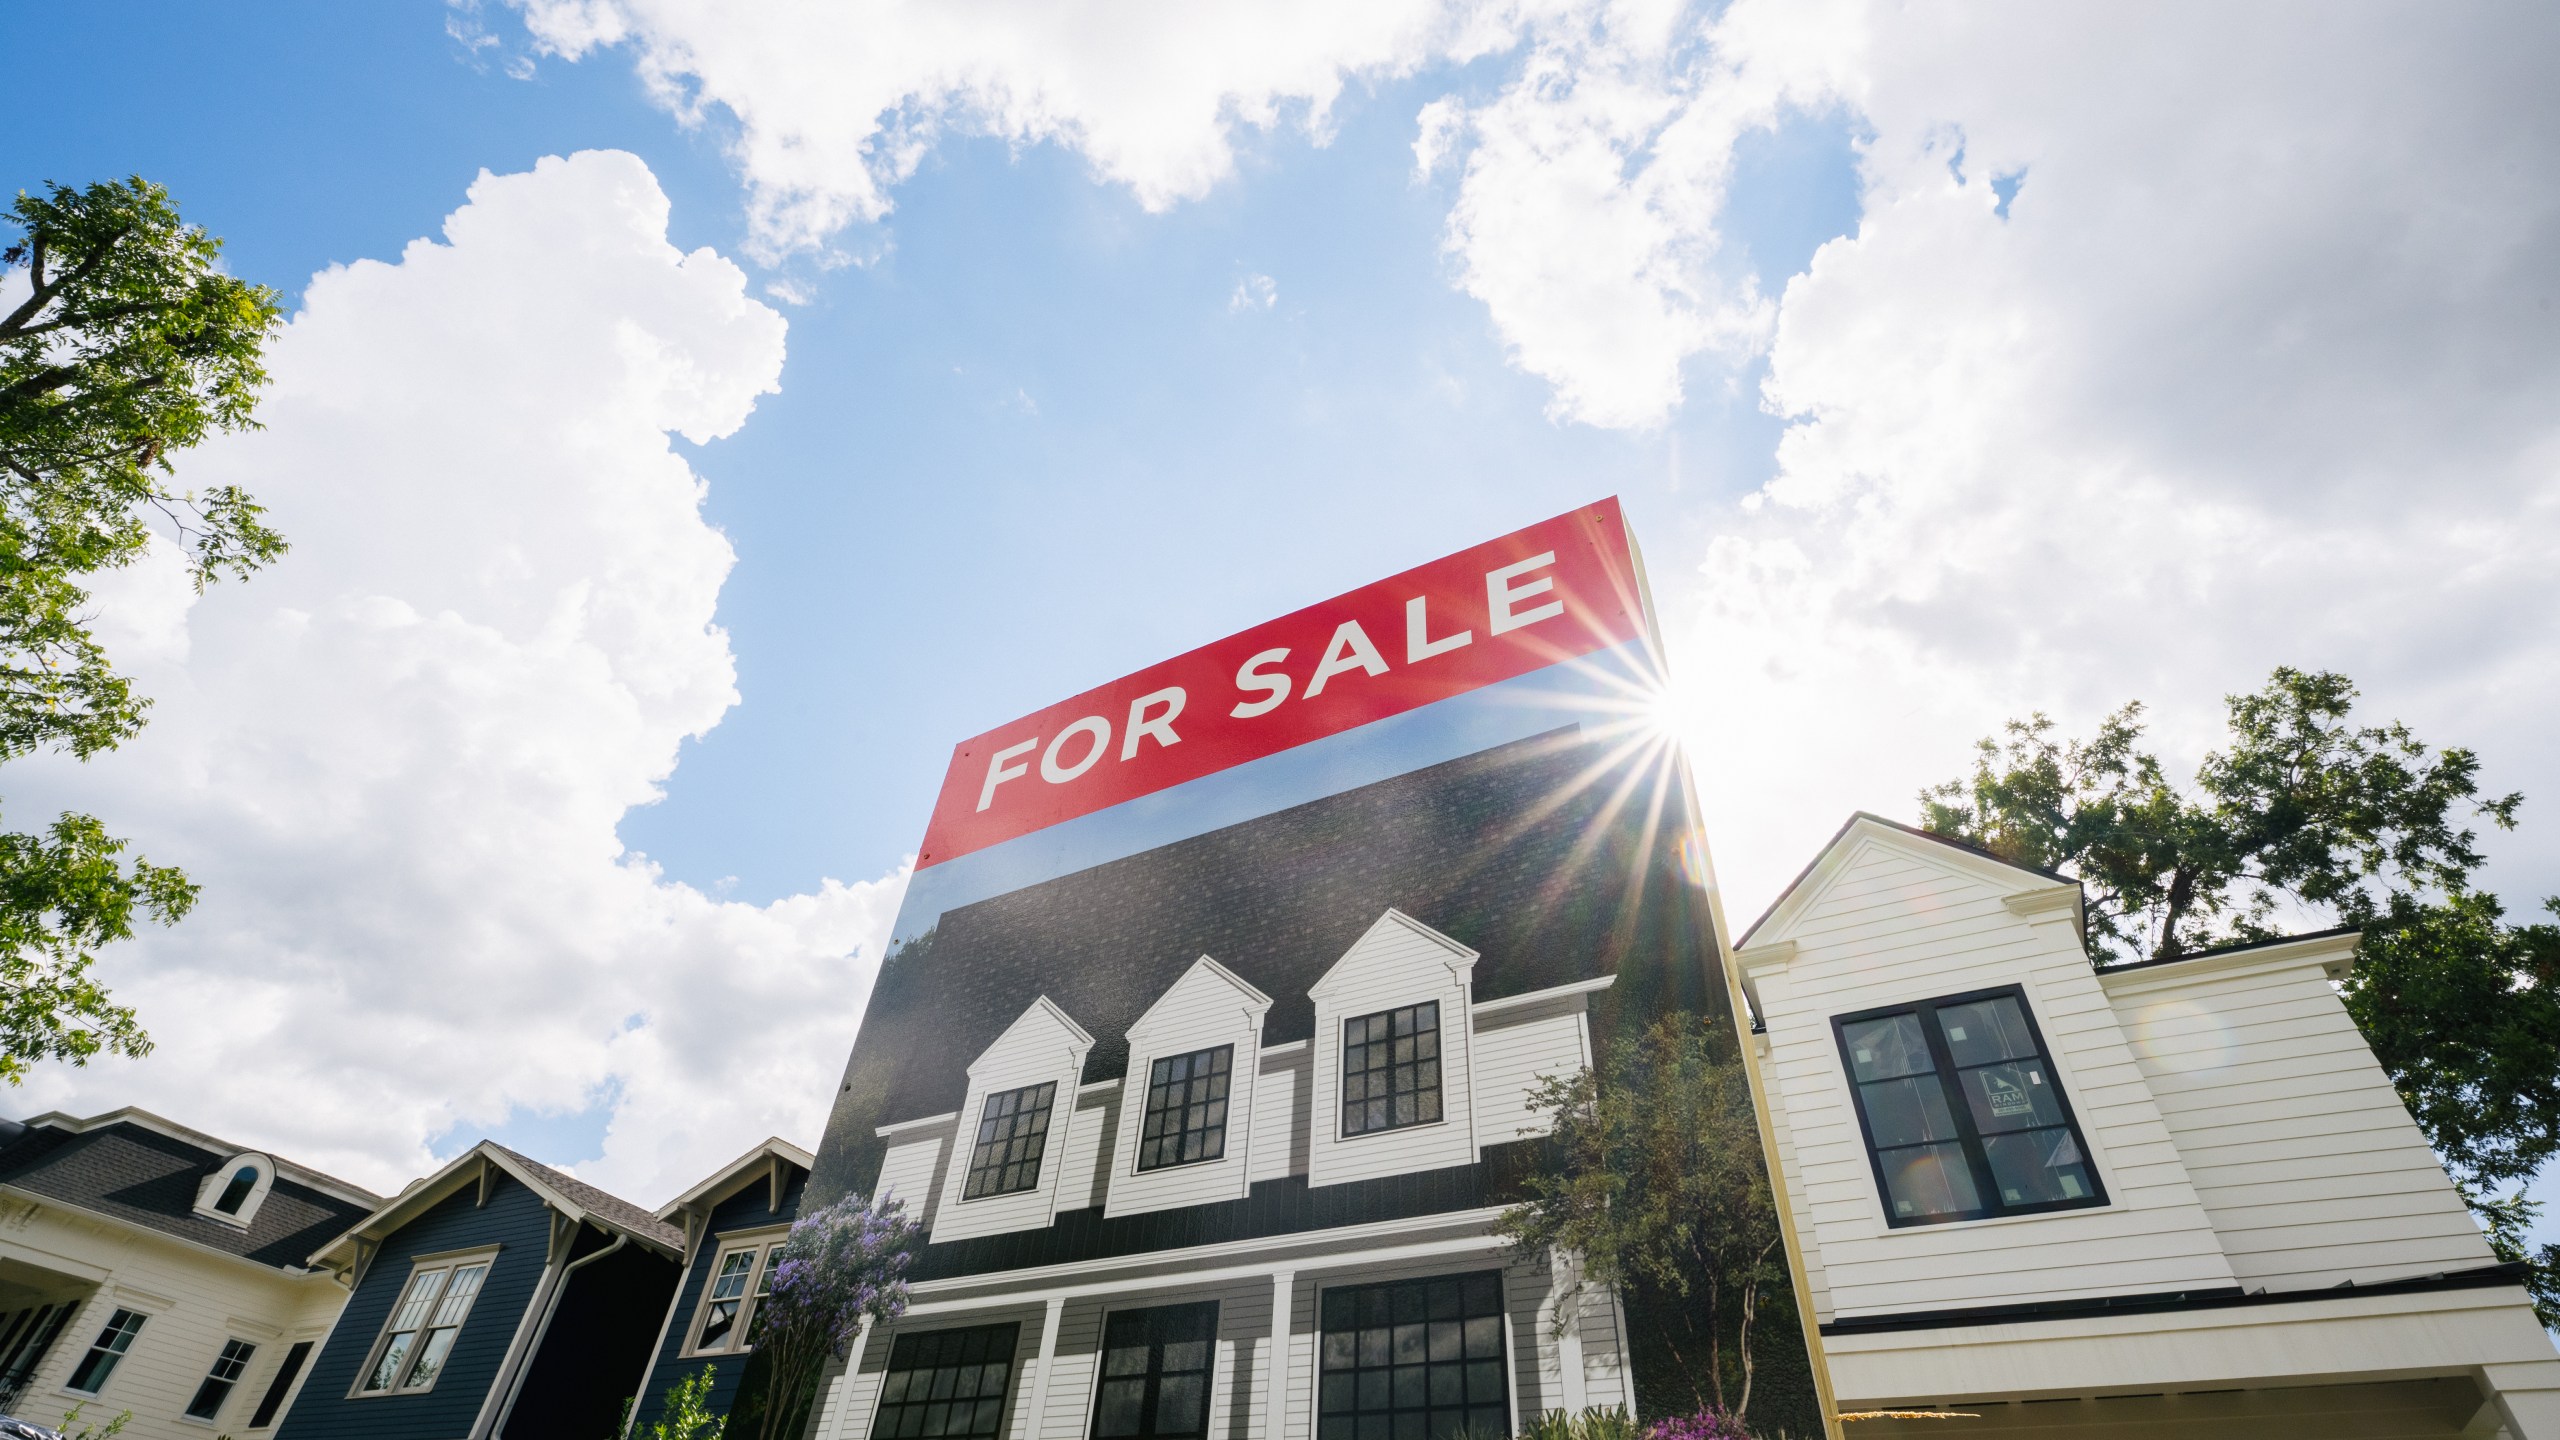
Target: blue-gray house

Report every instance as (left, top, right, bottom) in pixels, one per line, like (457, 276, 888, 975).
(627, 1138, 810, 1435)
(276, 1141, 683, 1440)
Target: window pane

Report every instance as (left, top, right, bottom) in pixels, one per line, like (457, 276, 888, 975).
(964, 1083, 1056, 1199)
(1983, 1127, 2098, 1206)
(1139, 1045, 1234, 1171)
(389, 1269, 447, 1331)
(877, 1324, 1018, 1440)
(1856, 1075, 1961, 1148)
(404, 1327, 458, 1389)
(364, 1331, 416, 1392)
(432, 1264, 487, 1325)
(1840, 1014, 1933, 1082)
(185, 1339, 256, 1419)
(1342, 1003, 1442, 1137)
(1957, 1061, 2068, 1134)
(1935, 996, 2039, 1067)
(1876, 1142, 1982, 1220)
(67, 1310, 145, 1393)
(1320, 1274, 1504, 1440)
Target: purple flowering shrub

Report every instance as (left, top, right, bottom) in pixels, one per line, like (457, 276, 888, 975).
(745, 1192, 922, 1440)
(1646, 1409, 1755, 1440)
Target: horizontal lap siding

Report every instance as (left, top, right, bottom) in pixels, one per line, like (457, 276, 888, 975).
(1309, 920, 1477, 1189)
(633, 1170, 806, 1434)
(1751, 833, 2235, 1323)
(2110, 960, 2494, 1290)
(876, 1129, 948, 1224)
(1251, 1050, 1310, 1182)
(1112, 970, 1263, 1218)
(1470, 1004, 1587, 1149)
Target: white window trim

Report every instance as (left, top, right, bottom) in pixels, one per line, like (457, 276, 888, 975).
(957, 1080, 1063, 1205)
(1129, 1042, 1240, 1176)
(346, 1246, 501, 1400)
(59, 1304, 150, 1398)
(178, 1335, 260, 1426)
(679, 1227, 790, 1359)
(193, 1153, 279, 1228)
(1335, 1001, 1453, 1142)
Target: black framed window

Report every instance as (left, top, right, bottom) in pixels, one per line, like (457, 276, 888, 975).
(1834, 986, 2105, 1226)
(873, 1322, 1019, 1440)
(963, 1082, 1056, 1200)
(1318, 1272, 1507, 1440)
(1138, 1046, 1233, 1171)
(186, 1338, 257, 1419)
(1341, 1002, 1441, 1137)
(1090, 1301, 1217, 1439)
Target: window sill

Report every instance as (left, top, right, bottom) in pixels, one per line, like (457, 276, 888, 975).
(678, 1344, 754, 1361)
(1871, 1197, 2119, 1234)
(1335, 1114, 1450, 1144)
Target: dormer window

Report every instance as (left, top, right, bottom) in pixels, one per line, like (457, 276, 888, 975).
(194, 1153, 276, 1226)
(214, 1165, 259, 1215)
(963, 1082, 1056, 1200)
(1342, 1002, 1442, 1136)
(1137, 1044, 1233, 1171)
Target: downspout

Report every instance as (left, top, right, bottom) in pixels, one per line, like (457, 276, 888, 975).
(489, 1232, 631, 1439)
(621, 1216, 697, 1439)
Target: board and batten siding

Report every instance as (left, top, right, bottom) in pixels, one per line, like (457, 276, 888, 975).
(2104, 936, 2496, 1291)
(1741, 824, 2238, 1320)
(275, 1173, 556, 1440)
(1307, 911, 1480, 1190)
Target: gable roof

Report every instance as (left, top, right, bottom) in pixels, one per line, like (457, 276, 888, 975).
(1309, 909, 1479, 997)
(1738, 811, 2080, 950)
(0, 1109, 380, 1274)
(656, 1137, 815, 1225)
(1128, 955, 1274, 1037)
(308, 1140, 684, 1269)
(817, 727, 1726, 1198)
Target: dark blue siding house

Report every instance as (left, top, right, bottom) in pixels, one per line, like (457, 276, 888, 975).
(628, 1139, 811, 1435)
(276, 1141, 683, 1440)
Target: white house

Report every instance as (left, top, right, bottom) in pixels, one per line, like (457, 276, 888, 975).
(808, 907, 1631, 1440)
(0, 1108, 380, 1437)
(1737, 814, 2560, 1439)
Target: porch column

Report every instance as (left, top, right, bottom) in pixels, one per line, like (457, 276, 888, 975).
(1266, 1270, 1297, 1440)
(1552, 1251, 1587, 1414)
(1019, 1295, 1067, 1439)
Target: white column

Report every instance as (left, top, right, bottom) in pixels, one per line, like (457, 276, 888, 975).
(1266, 1270, 1297, 1440)
(1018, 1295, 1068, 1439)
(1552, 1251, 1587, 1414)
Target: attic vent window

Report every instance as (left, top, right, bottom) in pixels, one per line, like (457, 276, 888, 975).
(963, 1081, 1056, 1200)
(1833, 986, 2107, 1226)
(214, 1165, 259, 1215)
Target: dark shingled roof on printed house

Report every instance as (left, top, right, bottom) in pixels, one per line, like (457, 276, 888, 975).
(0, 1112, 380, 1271)
(813, 726, 1726, 1202)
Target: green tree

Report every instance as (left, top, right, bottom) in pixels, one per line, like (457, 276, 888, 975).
(0, 176, 285, 1077)
(1920, 668, 2560, 1321)
(1496, 1012, 1786, 1420)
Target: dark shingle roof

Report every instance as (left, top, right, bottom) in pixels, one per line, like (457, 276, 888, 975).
(812, 727, 1724, 1200)
(487, 1144, 685, 1252)
(0, 1118, 376, 1271)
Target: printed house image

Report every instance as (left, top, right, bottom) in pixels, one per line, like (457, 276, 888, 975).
(1740, 814, 2560, 1438)
(800, 730, 1753, 1440)
(629, 1137, 813, 1433)
(0, 1108, 379, 1435)
(275, 1140, 685, 1440)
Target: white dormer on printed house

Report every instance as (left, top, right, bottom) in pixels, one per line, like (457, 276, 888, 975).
(926, 996, 1094, 1245)
(1308, 909, 1481, 1189)
(1106, 956, 1273, 1217)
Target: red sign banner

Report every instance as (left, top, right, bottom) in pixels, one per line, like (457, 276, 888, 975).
(917, 498, 1646, 868)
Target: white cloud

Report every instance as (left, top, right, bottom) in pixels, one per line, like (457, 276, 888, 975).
(1229, 273, 1278, 313)
(10, 151, 907, 1204)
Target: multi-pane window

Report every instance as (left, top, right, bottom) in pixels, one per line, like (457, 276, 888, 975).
(690, 1236, 786, 1354)
(1835, 987, 2105, 1226)
(1318, 1273, 1507, 1440)
(963, 1082, 1056, 1200)
(360, 1259, 490, 1393)
(248, 1340, 314, 1428)
(872, 1323, 1019, 1440)
(1138, 1046, 1233, 1171)
(64, 1309, 146, 1394)
(1341, 1002, 1442, 1137)
(1091, 1302, 1217, 1439)
(186, 1338, 257, 1420)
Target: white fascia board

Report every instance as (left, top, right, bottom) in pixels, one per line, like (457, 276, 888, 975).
(2097, 929, 2362, 994)
(1472, 973, 1616, 1019)
(877, 1111, 961, 1140)
(653, 1136, 816, 1222)
(905, 1209, 1512, 1308)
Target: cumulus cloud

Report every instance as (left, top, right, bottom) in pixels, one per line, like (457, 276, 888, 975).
(9, 151, 906, 1203)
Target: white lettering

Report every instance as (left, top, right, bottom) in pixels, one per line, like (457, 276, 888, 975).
(1230, 649, 1293, 718)
(1041, 716, 1111, 783)
(1304, 619, 1389, 699)
(1405, 595, 1473, 663)
(1487, 552, 1564, 635)
(976, 737, 1040, 812)
(1123, 686, 1186, 760)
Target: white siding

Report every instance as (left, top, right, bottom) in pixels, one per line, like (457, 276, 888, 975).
(875, 1127, 950, 1228)
(1064, 1087, 1119, 1213)
(1249, 1046, 1310, 1182)
(1307, 912, 1480, 1189)
(1470, 999, 1588, 1149)
(2106, 947, 2495, 1290)
(1108, 960, 1269, 1218)
(933, 1000, 1093, 1244)
(1757, 1030, 1834, 1324)
(1743, 829, 2237, 1320)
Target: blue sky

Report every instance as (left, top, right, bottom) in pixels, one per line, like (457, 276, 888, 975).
(10, 0, 2558, 1240)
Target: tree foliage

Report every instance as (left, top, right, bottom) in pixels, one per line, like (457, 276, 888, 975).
(1497, 1013, 1785, 1420)
(738, 1192, 921, 1440)
(1921, 668, 2560, 1322)
(0, 176, 284, 1077)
